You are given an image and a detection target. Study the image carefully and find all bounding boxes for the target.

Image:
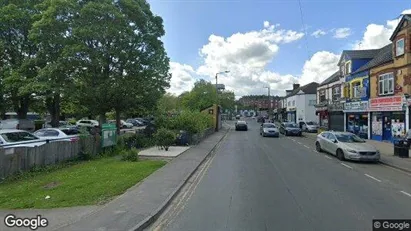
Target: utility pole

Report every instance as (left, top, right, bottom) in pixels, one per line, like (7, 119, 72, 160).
(264, 86, 271, 120)
(215, 70, 230, 105)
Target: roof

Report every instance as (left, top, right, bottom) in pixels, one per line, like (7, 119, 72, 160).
(353, 44, 393, 74)
(319, 71, 341, 87)
(390, 14, 411, 41)
(337, 49, 380, 65)
(286, 82, 319, 98)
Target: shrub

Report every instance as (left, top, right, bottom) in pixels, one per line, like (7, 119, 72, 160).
(154, 128, 176, 151)
(158, 111, 213, 134)
(119, 133, 156, 149)
(120, 148, 139, 162)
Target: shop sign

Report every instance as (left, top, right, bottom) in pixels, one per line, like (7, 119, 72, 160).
(315, 106, 327, 112)
(344, 101, 368, 111)
(369, 96, 404, 111)
(328, 102, 344, 112)
(287, 107, 296, 112)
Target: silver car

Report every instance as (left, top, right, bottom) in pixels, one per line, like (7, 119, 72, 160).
(260, 123, 279, 137)
(315, 131, 380, 162)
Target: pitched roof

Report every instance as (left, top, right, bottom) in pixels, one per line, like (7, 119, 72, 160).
(319, 71, 341, 87)
(337, 49, 380, 65)
(286, 82, 319, 98)
(390, 14, 411, 41)
(353, 44, 393, 74)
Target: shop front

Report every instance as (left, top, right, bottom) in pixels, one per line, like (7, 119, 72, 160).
(315, 104, 328, 129)
(287, 108, 296, 123)
(344, 101, 369, 139)
(328, 102, 345, 131)
(369, 95, 406, 142)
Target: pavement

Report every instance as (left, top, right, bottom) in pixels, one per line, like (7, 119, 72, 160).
(303, 132, 411, 173)
(139, 146, 191, 158)
(148, 119, 411, 231)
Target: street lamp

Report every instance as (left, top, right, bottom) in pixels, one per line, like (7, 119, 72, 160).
(263, 85, 271, 119)
(215, 70, 230, 104)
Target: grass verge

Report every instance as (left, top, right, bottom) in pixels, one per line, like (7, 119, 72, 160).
(0, 157, 166, 209)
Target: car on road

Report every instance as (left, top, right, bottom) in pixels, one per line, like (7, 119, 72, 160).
(34, 128, 79, 142)
(0, 129, 46, 148)
(299, 121, 319, 133)
(315, 131, 380, 162)
(280, 122, 302, 136)
(260, 123, 279, 137)
(235, 115, 241, 120)
(235, 121, 248, 131)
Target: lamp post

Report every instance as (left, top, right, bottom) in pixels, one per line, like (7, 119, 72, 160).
(264, 85, 271, 120)
(215, 71, 230, 104)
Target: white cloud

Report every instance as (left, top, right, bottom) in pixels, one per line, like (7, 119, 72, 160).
(311, 29, 327, 38)
(299, 51, 340, 86)
(167, 62, 196, 95)
(353, 9, 411, 49)
(195, 21, 304, 97)
(333, 27, 351, 39)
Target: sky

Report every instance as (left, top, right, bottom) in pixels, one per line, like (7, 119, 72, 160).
(148, 0, 411, 98)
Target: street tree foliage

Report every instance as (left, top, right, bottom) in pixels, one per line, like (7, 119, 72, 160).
(0, 0, 170, 127)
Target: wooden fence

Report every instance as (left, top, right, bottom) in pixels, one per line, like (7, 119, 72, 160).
(0, 136, 100, 179)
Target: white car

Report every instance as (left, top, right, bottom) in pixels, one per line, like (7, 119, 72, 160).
(76, 119, 99, 128)
(0, 129, 46, 148)
(34, 128, 79, 142)
(108, 120, 133, 129)
(315, 131, 380, 162)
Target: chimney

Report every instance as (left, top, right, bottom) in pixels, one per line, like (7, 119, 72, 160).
(286, 90, 292, 96)
(293, 84, 300, 90)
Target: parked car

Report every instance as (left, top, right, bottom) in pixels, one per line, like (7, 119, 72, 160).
(108, 120, 133, 129)
(43, 121, 69, 128)
(60, 127, 82, 135)
(299, 121, 319, 133)
(280, 122, 302, 136)
(0, 129, 46, 148)
(0, 119, 36, 133)
(315, 131, 380, 162)
(76, 119, 99, 128)
(34, 128, 79, 142)
(235, 121, 248, 131)
(235, 115, 241, 120)
(135, 118, 149, 126)
(126, 119, 144, 127)
(260, 123, 279, 137)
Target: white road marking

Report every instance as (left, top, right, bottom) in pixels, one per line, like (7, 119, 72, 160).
(364, 174, 382, 182)
(297, 142, 302, 145)
(341, 163, 353, 169)
(400, 191, 411, 197)
(324, 155, 332, 159)
(303, 145, 310, 149)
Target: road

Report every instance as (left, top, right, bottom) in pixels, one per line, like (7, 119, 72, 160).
(149, 119, 411, 231)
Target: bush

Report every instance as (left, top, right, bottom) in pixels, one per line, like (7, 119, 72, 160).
(119, 133, 156, 149)
(159, 111, 213, 134)
(120, 148, 139, 162)
(154, 128, 176, 151)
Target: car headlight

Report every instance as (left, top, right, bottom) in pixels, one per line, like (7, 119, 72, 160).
(347, 149, 357, 153)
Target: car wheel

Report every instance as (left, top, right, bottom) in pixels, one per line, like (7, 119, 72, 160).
(285, 131, 288, 136)
(337, 149, 345, 161)
(262, 133, 266, 137)
(315, 142, 322, 152)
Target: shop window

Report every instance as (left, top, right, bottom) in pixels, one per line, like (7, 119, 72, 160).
(352, 81, 362, 98)
(332, 86, 341, 101)
(378, 73, 394, 96)
(392, 112, 405, 138)
(396, 38, 405, 56)
(372, 113, 382, 136)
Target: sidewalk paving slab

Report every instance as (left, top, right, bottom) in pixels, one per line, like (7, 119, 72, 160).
(52, 126, 229, 231)
(303, 132, 411, 173)
(139, 146, 190, 158)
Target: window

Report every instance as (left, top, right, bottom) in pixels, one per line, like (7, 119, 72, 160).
(378, 73, 394, 95)
(309, 100, 316, 106)
(292, 100, 295, 106)
(396, 38, 405, 56)
(340, 65, 345, 76)
(319, 90, 326, 102)
(345, 61, 351, 75)
(1, 132, 39, 143)
(288, 101, 291, 106)
(332, 86, 341, 101)
(352, 82, 362, 98)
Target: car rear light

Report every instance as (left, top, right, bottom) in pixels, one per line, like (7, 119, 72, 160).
(16, 124, 19, 129)
(70, 137, 79, 142)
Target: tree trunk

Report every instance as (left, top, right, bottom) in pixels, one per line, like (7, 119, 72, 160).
(99, 113, 106, 126)
(46, 94, 61, 127)
(115, 109, 121, 135)
(17, 96, 30, 119)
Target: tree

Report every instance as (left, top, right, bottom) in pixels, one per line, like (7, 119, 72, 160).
(157, 93, 179, 113)
(219, 91, 235, 111)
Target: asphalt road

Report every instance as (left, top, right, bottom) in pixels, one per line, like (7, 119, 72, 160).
(149, 119, 411, 231)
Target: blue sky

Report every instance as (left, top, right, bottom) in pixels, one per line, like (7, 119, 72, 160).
(148, 0, 411, 97)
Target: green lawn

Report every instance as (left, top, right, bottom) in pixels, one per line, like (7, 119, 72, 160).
(0, 158, 166, 209)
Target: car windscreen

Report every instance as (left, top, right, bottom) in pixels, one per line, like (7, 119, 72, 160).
(335, 133, 365, 143)
(306, 122, 317, 125)
(1, 132, 39, 143)
(237, 121, 246, 125)
(285, 123, 298, 128)
(263, 124, 276, 128)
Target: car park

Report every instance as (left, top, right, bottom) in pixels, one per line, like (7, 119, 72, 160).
(0, 129, 46, 148)
(280, 122, 302, 136)
(260, 123, 279, 137)
(76, 119, 99, 128)
(235, 121, 248, 131)
(315, 131, 380, 162)
(34, 128, 79, 142)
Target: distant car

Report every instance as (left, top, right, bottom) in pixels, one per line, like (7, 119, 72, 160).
(0, 119, 36, 133)
(43, 121, 69, 128)
(76, 119, 99, 128)
(257, 117, 264, 123)
(235, 121, 248, 131)
(126, 119, 144, 127)
(315, 131, 380, 162)
(299, 121, 319, 133)
(34, 128, 79, 142)
(280, 122, 302, 136)
(235, 115, 241, 120)
(260, 123, 279, 137)
(108, 120, 133, 129)
(0, 129, 46, 148)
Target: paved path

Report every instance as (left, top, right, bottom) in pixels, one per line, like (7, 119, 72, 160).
(149, 119, 411, 231)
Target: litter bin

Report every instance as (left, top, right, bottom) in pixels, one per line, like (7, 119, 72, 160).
(394, 139, 409, 158)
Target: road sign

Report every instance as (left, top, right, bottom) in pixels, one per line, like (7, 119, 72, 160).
(101, 123, 117, 148)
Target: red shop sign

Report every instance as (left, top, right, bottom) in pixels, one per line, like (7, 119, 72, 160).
(369, 96, 403, 108)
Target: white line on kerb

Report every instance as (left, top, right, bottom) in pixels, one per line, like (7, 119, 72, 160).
(341, 163, 353, 169)
(324, 155, 332, 159)
(400, 191, 411, 197)
(303, 145, 310, 149)
(364, 174, 382, 182)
